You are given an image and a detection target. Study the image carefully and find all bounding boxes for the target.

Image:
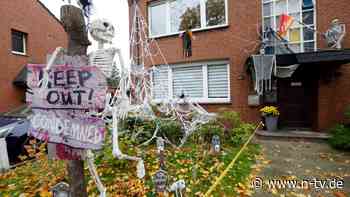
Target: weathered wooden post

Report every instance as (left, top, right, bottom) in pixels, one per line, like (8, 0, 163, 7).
(60, 5, 90, 197)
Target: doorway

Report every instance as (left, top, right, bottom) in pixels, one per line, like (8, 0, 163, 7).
(277, 75, 317, 129)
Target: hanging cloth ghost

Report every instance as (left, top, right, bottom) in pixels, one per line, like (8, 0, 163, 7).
(181, 30, 193, 57)
(252, 55, 276, 95)
(275, 64, 299, 78)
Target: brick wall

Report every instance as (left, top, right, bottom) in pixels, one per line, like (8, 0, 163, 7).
(0, 0, 68, 113)
(317, 0, 350, 131)
(131, 0, 350, 130)
(133, 0, 262, 124)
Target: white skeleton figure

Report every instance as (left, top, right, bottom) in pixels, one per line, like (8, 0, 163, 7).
(86, 150, 107, 197)
(88, 18, 146, 179)
(169, 180, 186, 197)
(89, 19, 123, 78)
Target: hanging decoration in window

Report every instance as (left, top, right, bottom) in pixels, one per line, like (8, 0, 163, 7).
(180, 29, 194, 57)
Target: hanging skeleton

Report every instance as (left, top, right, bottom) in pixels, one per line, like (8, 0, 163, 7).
(252, 54, 276, 95)
(324, 19, 346, 49)
(180, 29, 193, 57)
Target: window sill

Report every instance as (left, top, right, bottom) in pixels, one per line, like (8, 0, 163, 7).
(150, 24, 230, 39)
(153, 98, 231, 104)
(11, 51, 28, 57)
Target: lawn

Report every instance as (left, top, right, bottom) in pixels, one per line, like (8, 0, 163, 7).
(0, 112, 261, 197)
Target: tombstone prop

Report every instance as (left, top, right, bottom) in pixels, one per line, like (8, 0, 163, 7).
(154, 169, 168, 193)
(51, 182, 70, 197)
(211, 135, 220, 153)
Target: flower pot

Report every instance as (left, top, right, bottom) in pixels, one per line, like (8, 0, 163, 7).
(265, 116, 278, 132)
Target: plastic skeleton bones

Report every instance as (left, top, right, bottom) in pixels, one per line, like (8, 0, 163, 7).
(89, 19, 120, 78)
(89, 18, 146, 179)
(169, 180, 186, 197)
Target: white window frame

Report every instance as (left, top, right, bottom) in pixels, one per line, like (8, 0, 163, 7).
(152, 60, 231, 104)
(148, 0, 229, 38)
(262, 0, 317, 53)
(11, 30, 27, 56)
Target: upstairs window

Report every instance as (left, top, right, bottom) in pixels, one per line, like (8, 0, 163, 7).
(11, 30, 27, 55)
(149, 0, 228, 37)
(262, 0, 316, 54)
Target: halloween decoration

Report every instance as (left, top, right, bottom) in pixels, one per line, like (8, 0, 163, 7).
(180, 29, 193, 57)
(324, 19, 346, 49)
(275, 64, 300, 78)
(169, 180, 186, 197)
(89, 19, 118, 78)
(156, 137, 165, 153)
(51, 182, 70, 197)
(78, 0, 93, 17)
(211, 135, 220, 153)
(154, 169, 168, 193)
(86, 150, 106, 197)
(252, 55, 276, 95)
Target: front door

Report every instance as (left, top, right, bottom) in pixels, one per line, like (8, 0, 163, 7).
(278, 77, 316, 128)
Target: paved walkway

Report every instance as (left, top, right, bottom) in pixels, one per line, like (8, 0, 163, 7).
(252, 138, 350, 197)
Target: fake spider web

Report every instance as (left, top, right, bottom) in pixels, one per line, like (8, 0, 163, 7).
(109, 2, 214, 148)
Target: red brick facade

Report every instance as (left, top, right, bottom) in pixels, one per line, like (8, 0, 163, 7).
(131, 0, 350, 132)
(0, 0, 67, 113)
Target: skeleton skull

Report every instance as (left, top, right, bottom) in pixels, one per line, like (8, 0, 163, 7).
(90, 19, 115, 44)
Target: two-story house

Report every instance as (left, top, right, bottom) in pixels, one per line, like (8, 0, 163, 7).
(0, 0, 67, 113)
(130, 0, 350, 132)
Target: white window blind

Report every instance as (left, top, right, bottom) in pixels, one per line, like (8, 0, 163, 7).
(208, 64, 229, 98)
(152, 61, 230, 103)
(153, 66, 169, 99)
(172, 66, 203, 98)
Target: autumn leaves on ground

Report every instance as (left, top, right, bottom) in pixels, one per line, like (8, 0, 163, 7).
(0, 111, 349, 197)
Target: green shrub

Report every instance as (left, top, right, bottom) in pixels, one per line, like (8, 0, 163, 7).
(157, 119, 183, 144)
(230, 123, 255, 147)
(329, 124, 350, 150)
(345, 105, 350, 120)
(197, 120, 225, 143)
(217, 111, 242, 130)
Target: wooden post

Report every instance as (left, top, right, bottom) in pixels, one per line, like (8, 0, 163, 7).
(60, 5, 90, 197)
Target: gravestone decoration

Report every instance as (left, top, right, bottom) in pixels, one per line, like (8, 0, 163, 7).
(51, 182, 70, 197)
(211, 135, 220, 153)
(154, 169, 168, 193)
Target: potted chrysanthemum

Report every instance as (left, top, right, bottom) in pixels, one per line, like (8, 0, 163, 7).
(260, 106, 280, 132)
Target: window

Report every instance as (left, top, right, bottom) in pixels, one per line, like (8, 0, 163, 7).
(152, 61, 230, 103)
(149, 0, 228, 37)
(262, 0, 316, 53)
(11, 30, 27, 55)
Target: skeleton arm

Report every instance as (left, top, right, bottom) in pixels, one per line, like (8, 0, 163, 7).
(86, 150, 107, 197)
(39, 47, 65, 89)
